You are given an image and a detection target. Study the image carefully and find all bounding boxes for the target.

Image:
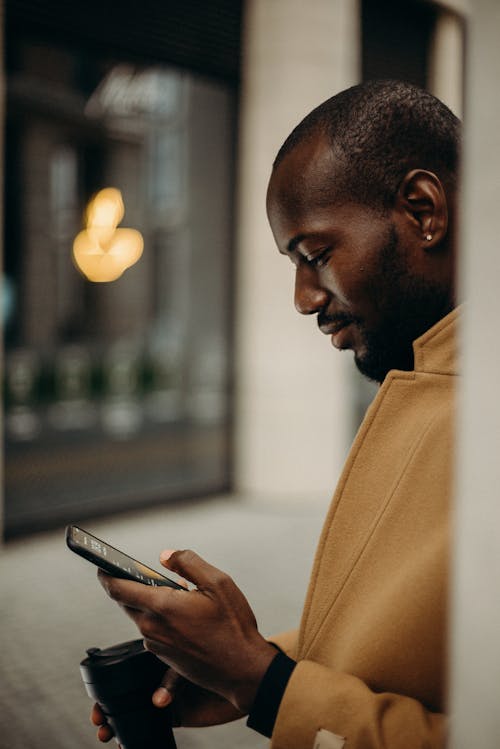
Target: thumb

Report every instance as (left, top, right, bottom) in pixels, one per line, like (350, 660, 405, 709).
(160, 549, 227, 590)
(152, 668, 182, 708)
(159, 550, 189, 589)
(159, 549, 177, 565)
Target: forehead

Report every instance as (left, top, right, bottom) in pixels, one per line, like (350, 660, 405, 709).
(267, 138, 386, 253)
(267, 135, 338, 216)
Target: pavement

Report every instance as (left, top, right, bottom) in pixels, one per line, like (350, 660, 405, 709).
(0, 492, 330, 749)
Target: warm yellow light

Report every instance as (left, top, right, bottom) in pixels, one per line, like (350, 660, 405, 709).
(86, 187, 124, 246)
(73, 188, 144, 282)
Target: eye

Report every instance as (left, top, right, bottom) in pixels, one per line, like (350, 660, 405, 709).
(306, 248, 331, 269)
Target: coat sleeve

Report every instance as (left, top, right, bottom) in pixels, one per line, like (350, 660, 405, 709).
(270, 660, 447, 749)
(269, 629, 299, 659)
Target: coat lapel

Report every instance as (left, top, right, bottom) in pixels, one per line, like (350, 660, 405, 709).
(297, 308, 460, 658)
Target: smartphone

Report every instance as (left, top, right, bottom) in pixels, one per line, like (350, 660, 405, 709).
(66, 524, 184, 589)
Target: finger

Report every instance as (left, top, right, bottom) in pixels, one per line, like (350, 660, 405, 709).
(159, 549, 177, 567)
(159, 551, 189, 590)
(97, 724, 115, 743)
(152, 668, 182, 708)
(159, 549, 232, 591)
(98, 569, 177, 612)
(91, 703, 120, 745)
(91, 703, 106, 727)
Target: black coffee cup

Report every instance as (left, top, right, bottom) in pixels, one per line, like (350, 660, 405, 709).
(80, 639, 176, 749)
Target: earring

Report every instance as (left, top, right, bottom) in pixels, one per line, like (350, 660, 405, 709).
(425, 233, 433, 241)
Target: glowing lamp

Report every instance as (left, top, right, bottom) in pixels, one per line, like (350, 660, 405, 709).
(73, 188, 144, 282)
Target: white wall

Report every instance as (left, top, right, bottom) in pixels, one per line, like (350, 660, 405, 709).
(449, 0, 500, 746)
(429, 6, 465, 116)
(0, 0, 4, 541)
(235, 0, 359, 499)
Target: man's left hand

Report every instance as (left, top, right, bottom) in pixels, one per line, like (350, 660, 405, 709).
(97, 549, 277, 714)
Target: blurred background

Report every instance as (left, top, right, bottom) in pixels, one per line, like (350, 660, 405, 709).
(0, 1, 485, 748)
(2, 0, 465, 540)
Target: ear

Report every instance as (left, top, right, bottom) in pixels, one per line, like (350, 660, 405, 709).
(395, 169, 448, 249)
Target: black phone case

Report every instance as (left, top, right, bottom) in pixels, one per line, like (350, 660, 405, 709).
(66, 525, 184, 589)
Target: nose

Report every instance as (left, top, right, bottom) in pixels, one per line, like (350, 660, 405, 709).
(294, 264, 329, 315)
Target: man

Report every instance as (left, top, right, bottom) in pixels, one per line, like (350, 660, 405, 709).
(93, 80, 460, 748)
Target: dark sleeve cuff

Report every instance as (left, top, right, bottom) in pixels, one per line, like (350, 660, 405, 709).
(246, 651, 296, 738)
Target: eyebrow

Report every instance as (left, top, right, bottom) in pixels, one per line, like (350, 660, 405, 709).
(285, 234, 307, 254)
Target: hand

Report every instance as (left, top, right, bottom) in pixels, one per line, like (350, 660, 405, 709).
(90, 668, 243, 744)
(90, 703, 117, 745)
(152, 668, 245, 727)
(98, 549, 277, 713)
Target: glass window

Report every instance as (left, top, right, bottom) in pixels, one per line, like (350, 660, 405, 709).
(4, 39, 235, 537)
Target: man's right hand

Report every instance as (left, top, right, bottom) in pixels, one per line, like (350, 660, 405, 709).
(90, 668, 245, 744)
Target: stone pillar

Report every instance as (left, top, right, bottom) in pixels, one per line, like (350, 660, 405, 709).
(0, 0, 4, 541)
(449, 1, 500, 746)
(235, 0, 360, 499)
(429, 6, 465, 117)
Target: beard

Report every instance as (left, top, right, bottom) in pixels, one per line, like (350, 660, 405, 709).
(353, 226, 453, 383)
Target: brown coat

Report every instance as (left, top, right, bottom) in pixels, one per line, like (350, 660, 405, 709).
(271, 309, 459, 749)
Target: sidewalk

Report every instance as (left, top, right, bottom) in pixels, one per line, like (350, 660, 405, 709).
(0, 492, 329, 749)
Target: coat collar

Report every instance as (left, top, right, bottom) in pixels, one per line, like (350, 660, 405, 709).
(298, 307, 460, 659)
(412, 306, 460, 377)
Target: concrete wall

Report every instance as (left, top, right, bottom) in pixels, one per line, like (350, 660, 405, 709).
(449, 1, 500, 746)
(0, 0, 4, 542)
(235, 0, 360, 499)
(429, 5, 465, 116)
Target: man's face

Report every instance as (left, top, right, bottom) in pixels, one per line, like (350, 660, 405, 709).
(266, 138, 451, 383)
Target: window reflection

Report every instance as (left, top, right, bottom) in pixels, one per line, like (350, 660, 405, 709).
(4, 41, 234, 536)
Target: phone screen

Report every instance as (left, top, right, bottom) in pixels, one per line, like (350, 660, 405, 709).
(66, 525, 184, 589)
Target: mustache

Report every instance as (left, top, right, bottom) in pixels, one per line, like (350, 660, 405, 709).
(317, 310, 357, 331)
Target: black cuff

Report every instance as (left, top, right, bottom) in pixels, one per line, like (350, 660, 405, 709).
(246, 651, 296, 738)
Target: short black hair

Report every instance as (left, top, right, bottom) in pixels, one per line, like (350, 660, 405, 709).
(273, 80, 461, 210)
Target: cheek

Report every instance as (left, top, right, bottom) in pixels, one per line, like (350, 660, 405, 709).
(344, 240, 395, 308)
(322, 264, 372, 309)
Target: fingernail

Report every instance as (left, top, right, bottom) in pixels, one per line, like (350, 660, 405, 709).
(153, 687, 172, 707)
(159, 549, 176, 562)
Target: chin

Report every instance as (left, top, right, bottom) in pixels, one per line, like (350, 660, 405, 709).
(353, 352, 384, 384)
(354, 347, 402, 384)
(353, 326, 417, 383)
(354, 361, 387, 384)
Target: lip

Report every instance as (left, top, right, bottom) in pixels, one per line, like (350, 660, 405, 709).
(330, 325, 352, 350)
(320, 321, 353, 350)
(321, 321, 347, 335)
